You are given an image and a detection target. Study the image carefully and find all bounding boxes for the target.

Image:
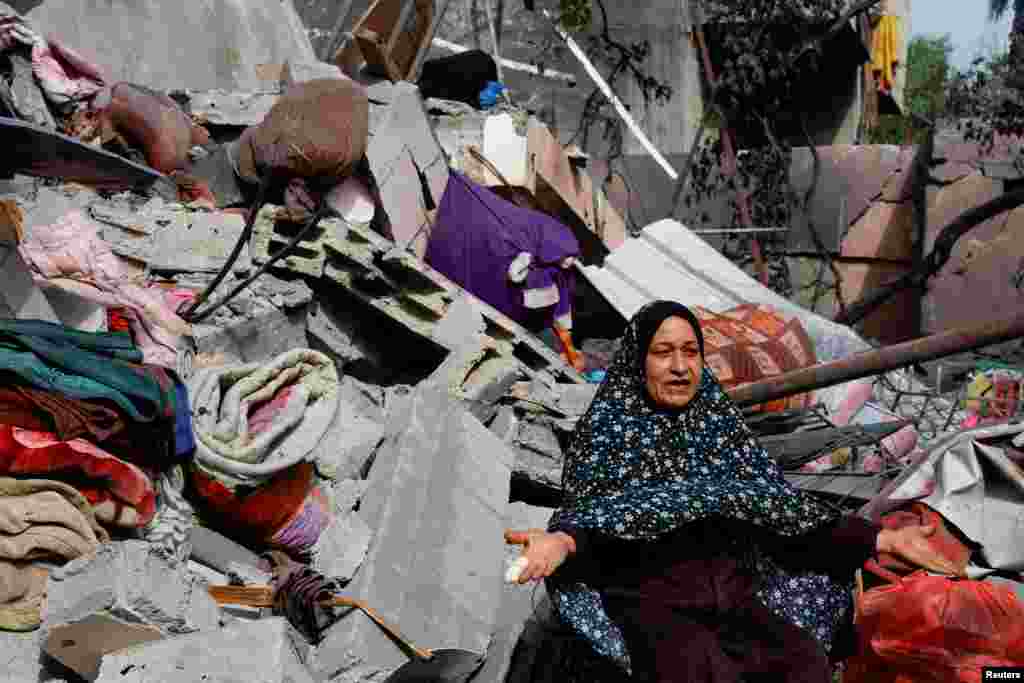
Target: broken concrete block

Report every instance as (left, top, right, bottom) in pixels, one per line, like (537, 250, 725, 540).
(44, 614, 164, 682)
(304, 387, 513, 681)
(366, 82, 450, 258)
(1, 628, 72, 683)
(309, 394, 386, 480)
(149, 209, 247, 273)
(193, 307, 307, 366)
(95, 617, 315, 683)
(45, 541, 219, 635)
(471, 502, 553, 683)
(178, 89, 281, 127)
(188, 526, 263, 576)
(310, 483, 373, 583)
(280, 60, 347, 87)
(9, 53, 56, 130)
(433, 293, 486, 349)
(251, 205, 336, 277)
(306, 297, 383, 367)
(0, 243, 61, 323)
(186, 143, 246, 207)
(554, 384, 598, 418)
(43, 541, 221, 680)
(512, 418, 565, 491)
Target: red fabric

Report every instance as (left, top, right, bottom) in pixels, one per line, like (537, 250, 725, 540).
(190, 462, 315, 544)
(0, 425, 156, 527)
(692, 304, 817, 413)
(846, 563, 1024, 683)
(877, 503, 972, 577)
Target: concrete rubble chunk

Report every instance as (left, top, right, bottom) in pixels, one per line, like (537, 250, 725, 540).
(177, 89, 282, 127)
(311, 479, 373, 583)
(9, 52, 57, 130)
(188, 526, 263, 576)
(310, 392, 387, 480)
(280, 59, 347, 87)
(511, 418, 566, 492)
(193, 307, 308, 367)
(470, 502, 553, 683)
(365, 81, 450, 258)
(0, 242, 61, 323)
(95, 617, 315, 683)
(1, 628, 72, 683)
(185, 143, 247, 207)
(304, 387, 513, 681)
(251, 205, 342, 278)
(305, 297, 384, 368)
(43, 541, 221, 680)
(91, 201, 250, 273)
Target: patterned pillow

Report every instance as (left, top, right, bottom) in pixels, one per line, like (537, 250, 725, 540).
(692, 303, 817, 413)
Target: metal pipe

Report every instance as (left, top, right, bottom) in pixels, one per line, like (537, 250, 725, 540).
(728, 314, 1024, 408)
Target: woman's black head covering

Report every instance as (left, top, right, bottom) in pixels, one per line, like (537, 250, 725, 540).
(634, 300, 705, 363)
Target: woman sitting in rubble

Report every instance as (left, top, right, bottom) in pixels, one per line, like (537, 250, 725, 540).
(506, 301, 959, 683)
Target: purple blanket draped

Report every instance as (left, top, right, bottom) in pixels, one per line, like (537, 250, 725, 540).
(425, 172, 580, 329)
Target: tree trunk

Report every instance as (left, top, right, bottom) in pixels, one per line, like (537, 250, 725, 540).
(1007, 11, 1024, 91)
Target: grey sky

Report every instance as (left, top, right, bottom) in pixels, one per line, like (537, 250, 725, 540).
(911, 2, 1012, 70)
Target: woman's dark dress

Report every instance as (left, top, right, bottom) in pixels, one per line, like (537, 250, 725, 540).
(556, 515, 880, 683)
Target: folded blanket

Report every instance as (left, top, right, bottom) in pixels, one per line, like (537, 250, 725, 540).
(0, 477, 108, 632)
(0, 426, 156, 527)
(190, 349, 339, 489)
(0, 319, 177, 424)
(0, 377, 181, 464)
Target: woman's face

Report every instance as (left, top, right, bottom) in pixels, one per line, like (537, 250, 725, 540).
(644, 316, 703, 410)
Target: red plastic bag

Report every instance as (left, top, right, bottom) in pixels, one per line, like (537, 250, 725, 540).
(844, 561, 1024, 683)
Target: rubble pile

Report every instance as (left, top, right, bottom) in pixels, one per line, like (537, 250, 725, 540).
(0, 2, 1022, 682)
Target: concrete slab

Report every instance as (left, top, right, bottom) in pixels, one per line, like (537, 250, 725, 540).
(149, 210, 248, 274)
(366, 82, 450, 258)
(0, 629, 70, 683)
(95, 618, 314, 683)
(304, 387, 513, 681)
(25, 0, 316, 93)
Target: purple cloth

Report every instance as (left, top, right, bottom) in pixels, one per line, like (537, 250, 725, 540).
(425, 173, 580, 328)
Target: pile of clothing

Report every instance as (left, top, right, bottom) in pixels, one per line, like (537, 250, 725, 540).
(0, 318, 191, 631)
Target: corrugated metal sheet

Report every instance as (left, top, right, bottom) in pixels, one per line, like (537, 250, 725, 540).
(578, 218, 871, 364)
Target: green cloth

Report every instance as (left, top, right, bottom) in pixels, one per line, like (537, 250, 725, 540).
(0, 319, 176, 423)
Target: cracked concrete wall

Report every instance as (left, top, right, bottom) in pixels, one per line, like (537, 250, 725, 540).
(18, 0, 316, 92)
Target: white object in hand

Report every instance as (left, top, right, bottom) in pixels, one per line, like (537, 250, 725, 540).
(505, 556, 529, 583)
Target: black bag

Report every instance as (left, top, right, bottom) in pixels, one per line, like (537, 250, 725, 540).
(418, 50, 498, 108)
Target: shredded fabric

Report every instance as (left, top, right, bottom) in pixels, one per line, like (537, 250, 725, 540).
(546, 301, 855, 670)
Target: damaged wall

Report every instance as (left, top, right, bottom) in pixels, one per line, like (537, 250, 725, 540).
(13, 0, 316, 92)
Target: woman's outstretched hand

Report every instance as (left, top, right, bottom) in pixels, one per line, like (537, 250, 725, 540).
(876, 523, 966, 577)
(504, 528, 576, 584)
